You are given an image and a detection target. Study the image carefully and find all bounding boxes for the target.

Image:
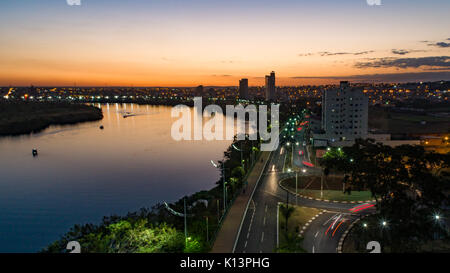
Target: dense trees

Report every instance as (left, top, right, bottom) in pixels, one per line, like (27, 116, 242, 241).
(0, 101, 103, 135)
(320, 139, 450, 251)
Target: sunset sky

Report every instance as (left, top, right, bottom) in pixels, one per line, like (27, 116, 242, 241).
(0, 0, 449, 86)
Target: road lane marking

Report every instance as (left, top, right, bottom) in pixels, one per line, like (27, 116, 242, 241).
(244, 241, 248, 248)
(315, 231, 319, 238)
(263, 216, 266, 226)
(261, 232, 264, 243)
(312, 246, 315, 253)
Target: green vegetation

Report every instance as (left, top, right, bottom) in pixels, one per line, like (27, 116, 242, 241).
(43, 137, 264, 253)
(343, 213, 450, 253)
(0, 101, 103, 136)
(280, 175, 372, 202)
(277, 204, 321, 253)
(45, 220, 190, 253)
(321, 139, 450, 252)
(42, 105, 301, 253)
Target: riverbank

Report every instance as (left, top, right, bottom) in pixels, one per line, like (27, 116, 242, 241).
(0, 101, 103, 136)
(42, 137, 264, 253)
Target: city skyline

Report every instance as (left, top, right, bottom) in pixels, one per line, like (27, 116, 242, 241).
(0, 0, 449, 86)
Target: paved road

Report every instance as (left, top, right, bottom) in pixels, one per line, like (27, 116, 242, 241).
(234, 119, 375, 253)
(302, 211, 359, 253)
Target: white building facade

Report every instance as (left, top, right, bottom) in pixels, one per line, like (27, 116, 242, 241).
(321, 81, 368, 142)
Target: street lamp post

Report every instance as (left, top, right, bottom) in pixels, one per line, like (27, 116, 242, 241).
(163, 199, 190, 248)
(232, 143, 244, 171)
(295, 171, 298, 206)
(211, 160, 227, 217)
(184, 197, 188, 247)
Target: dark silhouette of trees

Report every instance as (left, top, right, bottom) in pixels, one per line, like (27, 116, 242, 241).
(320, 139, 450, 251)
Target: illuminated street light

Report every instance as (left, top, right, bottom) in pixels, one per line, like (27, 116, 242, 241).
(211, 160, 227, 216)
(302, 169, 306, 173)
(363, 223, 368, 228)
(435, 214, 440, 221)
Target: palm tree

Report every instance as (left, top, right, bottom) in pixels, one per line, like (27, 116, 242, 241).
(280, 205, 295, 233)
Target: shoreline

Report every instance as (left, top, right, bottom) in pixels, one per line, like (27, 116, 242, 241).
(0, 101, 103, 136)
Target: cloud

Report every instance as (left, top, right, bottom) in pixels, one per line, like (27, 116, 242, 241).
(298, 51, 374, 57)
(391, 49, 426, 55)
(211, 74, 232, 77)
(290, 71, 450, 83)
(436, 42, 450, 48)
(428, 42, 450, 48)
(318, 51, 374, 56)
(354, 56, 450, 69)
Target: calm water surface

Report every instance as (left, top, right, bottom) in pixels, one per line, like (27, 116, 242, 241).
(0, 104, 234, 252)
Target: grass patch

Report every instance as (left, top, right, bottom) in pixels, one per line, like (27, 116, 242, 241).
(277, 204, 322, 252)
(280, 176, 373, 202)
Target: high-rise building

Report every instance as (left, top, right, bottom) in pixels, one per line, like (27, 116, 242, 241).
(321, 81, 368, 142)
(239, 78, 249, 100)
(265, 71, 276, 101)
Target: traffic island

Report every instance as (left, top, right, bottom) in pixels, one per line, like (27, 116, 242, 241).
(276, 203, 322, 253)
(279, 176, 374, 203)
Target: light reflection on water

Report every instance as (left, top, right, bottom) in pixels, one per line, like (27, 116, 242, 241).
(0, 103, 238, 252)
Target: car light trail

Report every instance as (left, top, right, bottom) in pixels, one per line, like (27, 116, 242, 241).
(349, 203, 375, 213)
(332, 219, 345, 237)
(302, 161, 314, 167)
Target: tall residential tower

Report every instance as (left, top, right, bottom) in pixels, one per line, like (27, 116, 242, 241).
(239, 78, 249, 100)
(321, 81, 368, 142)
(265, 71, 276, 101)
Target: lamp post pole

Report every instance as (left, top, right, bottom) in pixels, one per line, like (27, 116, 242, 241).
(184, 197, 187, 247)
(222, 166, 226, 212)
(295, 171, 298, 206)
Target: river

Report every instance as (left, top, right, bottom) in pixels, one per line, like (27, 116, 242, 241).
(0, 103, 235, 252)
